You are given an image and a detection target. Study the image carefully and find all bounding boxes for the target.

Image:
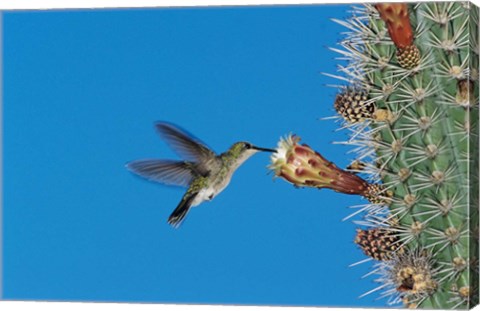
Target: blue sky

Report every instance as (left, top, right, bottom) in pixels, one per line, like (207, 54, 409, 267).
(2, 5, 386, 307)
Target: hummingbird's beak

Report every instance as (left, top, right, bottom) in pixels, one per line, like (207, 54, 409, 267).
(252, 146, 277, 153)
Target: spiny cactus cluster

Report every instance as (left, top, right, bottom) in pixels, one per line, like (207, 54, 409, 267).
(270, 2, 478, 309)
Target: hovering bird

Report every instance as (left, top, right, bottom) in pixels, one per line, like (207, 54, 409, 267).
(126, 122, 275, 228)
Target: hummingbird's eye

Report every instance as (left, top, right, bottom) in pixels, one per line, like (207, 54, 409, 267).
(244, 143, 252, 149)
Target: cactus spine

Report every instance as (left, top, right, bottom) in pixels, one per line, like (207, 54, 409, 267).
(270, 2, 478, 309)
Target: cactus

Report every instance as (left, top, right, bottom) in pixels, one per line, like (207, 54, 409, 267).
(270, 2, 478, 309)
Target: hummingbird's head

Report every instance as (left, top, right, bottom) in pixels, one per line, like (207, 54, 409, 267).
(228, 142, 276, 164)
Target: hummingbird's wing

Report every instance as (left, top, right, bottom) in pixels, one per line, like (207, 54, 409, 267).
(155, 122, 216, 163)
(126, 159, 196, 187)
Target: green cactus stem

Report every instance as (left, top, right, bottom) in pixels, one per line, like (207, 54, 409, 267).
(328, 2, 479, 309)
(269, 2, 478, 308)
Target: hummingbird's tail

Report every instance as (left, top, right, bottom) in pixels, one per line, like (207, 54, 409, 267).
(168, 192, 197, 228)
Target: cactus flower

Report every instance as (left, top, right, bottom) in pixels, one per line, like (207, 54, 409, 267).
(270, 135, 388, 203)
(375, 3, 420, 70)
(375, 3, 414, 49)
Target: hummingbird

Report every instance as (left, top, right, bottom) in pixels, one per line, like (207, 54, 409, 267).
(126, 122, 276, 228)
